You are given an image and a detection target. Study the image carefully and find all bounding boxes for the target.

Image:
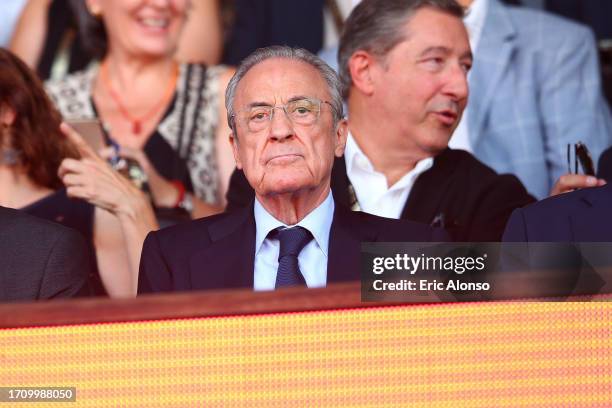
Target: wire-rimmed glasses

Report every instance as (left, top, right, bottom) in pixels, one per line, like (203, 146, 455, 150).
(233, 97, 334, 133)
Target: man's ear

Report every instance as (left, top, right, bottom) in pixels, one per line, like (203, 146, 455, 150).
(334, 119, 348, 158)
(229, 132, 243, 169)
(348, 50, 377, 96)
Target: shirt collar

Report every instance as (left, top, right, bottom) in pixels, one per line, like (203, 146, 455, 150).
(463, 0, 488, 47)
(254, 191, 334, 257)
(344, 132, 434, 189)
(344, 131, 372, 173)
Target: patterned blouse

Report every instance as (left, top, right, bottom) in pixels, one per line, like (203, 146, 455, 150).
(45, 63, 227, 204)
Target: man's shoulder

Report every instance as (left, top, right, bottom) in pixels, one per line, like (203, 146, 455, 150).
(440, 149, 493, 172)
(337, 207, 447, 242)
(434, 149, 535, 210)
(521, 184, 610, 219)
(439, 149, 527, 189)
(150, 211, 233, 246)
(0, 207, 90, 301)
(0, 206, 81, 241)
(504, 184, 612, 242)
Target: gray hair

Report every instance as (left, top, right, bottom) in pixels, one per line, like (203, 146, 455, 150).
(225, 46, 344, 133)
(338, 0, 464, 98)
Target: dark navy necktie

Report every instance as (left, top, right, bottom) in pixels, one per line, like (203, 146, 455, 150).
(274, 226, 312, 288)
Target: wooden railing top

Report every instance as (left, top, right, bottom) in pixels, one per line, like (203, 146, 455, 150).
(2, 280, 610, 329)
(0, 282, 390, 329)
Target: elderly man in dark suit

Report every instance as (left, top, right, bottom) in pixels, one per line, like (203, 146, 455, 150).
(0, 206, 90, 302)
(138, 46, 446, 294)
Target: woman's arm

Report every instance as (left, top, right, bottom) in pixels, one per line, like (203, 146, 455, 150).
(59, 123, 159, 297)
(176, 0, 223, 65)
(9, 0, 52, 69)
(99, 145, 223, 218)
(92, 207, 133, 297)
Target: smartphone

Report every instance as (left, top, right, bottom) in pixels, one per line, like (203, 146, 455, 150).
(575, 142, 595, 176)
(65, 119, 107, 153)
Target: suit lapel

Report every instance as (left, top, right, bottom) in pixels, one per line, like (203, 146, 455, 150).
(468, 0, 516, 147)
(330, 157, 352, 208)
(189, 205, 256, 289)
(570, 186, 612, 241)
(401, 149, 456, 224)
(327, 206, 379, 283)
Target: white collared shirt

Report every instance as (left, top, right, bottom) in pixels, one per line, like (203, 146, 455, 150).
(344, 134, 434, 219)
(449, 0, 489, 153)
(253, 192, 334, 291)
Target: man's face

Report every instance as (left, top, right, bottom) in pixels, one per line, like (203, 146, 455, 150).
(230, 58, 347, 198)
(369, 7, 472, 156)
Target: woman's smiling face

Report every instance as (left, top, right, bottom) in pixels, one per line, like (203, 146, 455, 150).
(87, 0, 189, 58)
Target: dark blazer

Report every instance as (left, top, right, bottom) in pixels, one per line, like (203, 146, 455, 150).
(227, 149, 535, 242)
(0, 206, 91, 302)
(503, 183, 612, 242)
(138, 203, 448, 294)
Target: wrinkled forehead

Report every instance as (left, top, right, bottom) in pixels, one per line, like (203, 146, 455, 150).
(234, 58, 331, 108)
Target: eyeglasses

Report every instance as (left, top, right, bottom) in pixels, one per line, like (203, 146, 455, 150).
(233, 97, 334, 133)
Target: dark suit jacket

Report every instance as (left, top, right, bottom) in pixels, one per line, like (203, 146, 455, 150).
(0, 206, 91, 302)
(501, 183, 612, 298)
(138, 203, 448, 294)
(503, 183, 612, 242)
(227, 149, 535, 242)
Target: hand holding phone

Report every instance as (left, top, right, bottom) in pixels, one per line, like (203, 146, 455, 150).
(65, 119, 107, 153)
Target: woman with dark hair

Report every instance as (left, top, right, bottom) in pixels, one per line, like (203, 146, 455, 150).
(0, 48, 157, 297)
(45, 0, 235, 220)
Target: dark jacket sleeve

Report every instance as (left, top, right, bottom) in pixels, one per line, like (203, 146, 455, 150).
(39, 227, 91, 299)
(464, 174, 535, 242)
(138, 231, 174, 294)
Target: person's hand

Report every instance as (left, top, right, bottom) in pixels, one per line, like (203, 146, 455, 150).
(549, 174, 607, 196)
(98, 145, 181, 208)
(58, 123, 151, 218)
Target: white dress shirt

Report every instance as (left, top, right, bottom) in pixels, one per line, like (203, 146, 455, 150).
(448, 0, 489, 153)
(253, 192, 334, 291)
(344, 134, 434, 219)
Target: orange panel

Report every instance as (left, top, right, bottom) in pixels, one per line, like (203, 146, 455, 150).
(1, 303, 611, 407)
